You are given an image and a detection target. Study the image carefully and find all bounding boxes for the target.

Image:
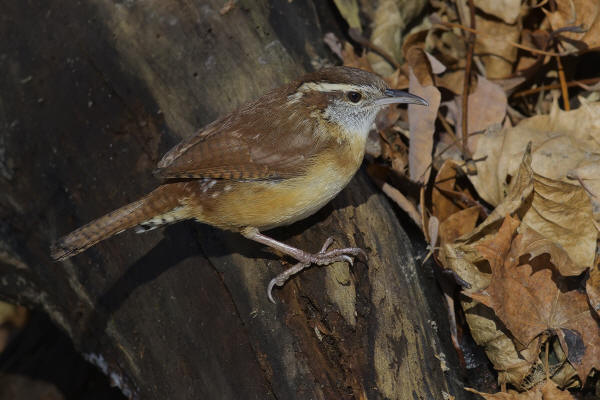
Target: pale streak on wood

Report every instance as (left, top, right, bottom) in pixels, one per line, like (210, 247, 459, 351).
(324, 256, 357, 327)
(351, 194, 447, 399)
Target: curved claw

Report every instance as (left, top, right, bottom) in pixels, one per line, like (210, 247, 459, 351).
(267, 278, 278, 304)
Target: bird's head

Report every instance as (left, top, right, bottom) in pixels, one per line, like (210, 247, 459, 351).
(291, 66, 428, 136)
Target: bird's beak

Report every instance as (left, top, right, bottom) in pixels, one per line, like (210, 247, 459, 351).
(375, 89, 429, 107)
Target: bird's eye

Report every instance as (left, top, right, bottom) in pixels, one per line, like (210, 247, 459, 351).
(347, 91, 362, 103)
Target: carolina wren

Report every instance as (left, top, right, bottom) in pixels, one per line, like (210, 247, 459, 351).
(51, 66, 428, 302)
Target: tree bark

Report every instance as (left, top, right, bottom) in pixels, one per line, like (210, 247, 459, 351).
(0, 1, 467, 399)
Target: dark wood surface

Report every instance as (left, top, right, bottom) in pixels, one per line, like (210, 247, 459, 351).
(0, 1, 468, 398)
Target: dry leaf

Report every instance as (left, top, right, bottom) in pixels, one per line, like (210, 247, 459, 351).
(587, 258, 600, 318)
(516, 226, 579, 277)
(468, 124, 523, 206)
(566, 157, 600, 222)
(323, 33, 344, 60)
(462, 298, 539, 388)
(464, 146, 534, 241)
(333, 0, 362, 31)
(426, 29, 467, 74)
(468, 218, 600, 384)
(341, 42, 373, 71)
(438, 206, 480, 245)
(468, 115, 598, 274)
(468, 101, 600, 222)
(539, 381, 575, 399)
(352, 0, 600, 394)
(466, 380, 575, 399)
(381, 133, 408, 174)
(445, 76, 507, 153)
(466, 387, 541, 399)
(381, 182, 422, 228)
(473, 0, 522, 24)
(470, 215, 521, 290)
(439, 150, 533, 294)
(407, 51, 441, 183)
(424, 51, 446, 74)
(546, 0, 600, 52)
(440, 241, 490, 291)
(367, 0, 403, 76)
(405, 45, 433, 85)
(367, 0, 428, 76)
(521, 174, 597, 274)
(434, 69, 464, 94)
(384, 68, 409, 90)
(428, 215, 439, 248)
(474, 16, 520, 78)
(404, 45, 441, 182)
(432, 159, 462, 222)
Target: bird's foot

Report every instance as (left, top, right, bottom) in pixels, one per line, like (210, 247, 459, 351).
(267, 237, 367, 303)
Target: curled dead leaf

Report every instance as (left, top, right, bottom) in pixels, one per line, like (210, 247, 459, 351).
(521, 174, 597, 274)
(462, 297, 539, 388)
(467, 218, 600, 384)
(468, 101, 600, 223)
(438, 149, 533, 294)
(463, 145, 534, 241)
(516, 226, 579, 277)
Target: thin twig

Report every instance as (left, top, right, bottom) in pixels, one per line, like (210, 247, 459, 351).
(433, 186, 489, 218)
(417, 129, 485, 183)
(512, 77, 600, 97)
(544, 337, 550, 381)
(509, 40, 572, 57)
(437, 22, 575, 57)
(555, 54, 570, 110)
(437, 111, 458, 142)
(461, 0, 476, 159)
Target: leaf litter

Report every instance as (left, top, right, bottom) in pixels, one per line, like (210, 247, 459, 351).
(330, 0, 600, 396)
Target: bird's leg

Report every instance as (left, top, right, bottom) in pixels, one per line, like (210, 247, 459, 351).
(241, 227, 367, 303)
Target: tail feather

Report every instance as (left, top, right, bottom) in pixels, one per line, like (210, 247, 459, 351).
(51, 185, 184, 261)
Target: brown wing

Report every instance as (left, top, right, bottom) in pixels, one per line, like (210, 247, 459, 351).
(154, 85, 325, 181)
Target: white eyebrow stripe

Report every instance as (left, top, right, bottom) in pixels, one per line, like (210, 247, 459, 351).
(299, 82, 366, 93)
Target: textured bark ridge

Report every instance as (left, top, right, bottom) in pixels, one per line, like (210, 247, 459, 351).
(0, 1, 466, 398)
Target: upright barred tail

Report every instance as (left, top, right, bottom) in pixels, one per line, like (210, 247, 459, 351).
(51, 185, 185, 261)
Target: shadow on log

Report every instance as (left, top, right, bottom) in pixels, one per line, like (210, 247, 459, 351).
(0, 0, 469, 398)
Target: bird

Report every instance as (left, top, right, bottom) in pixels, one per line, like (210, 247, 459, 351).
(51, 66, 428, 303)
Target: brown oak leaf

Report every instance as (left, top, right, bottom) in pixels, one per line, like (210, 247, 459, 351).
(468, 217, 600, 384)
